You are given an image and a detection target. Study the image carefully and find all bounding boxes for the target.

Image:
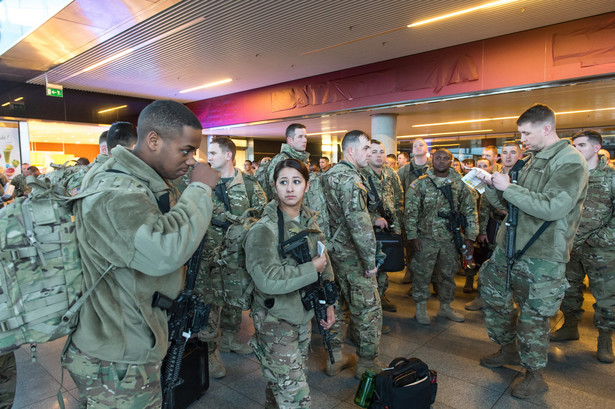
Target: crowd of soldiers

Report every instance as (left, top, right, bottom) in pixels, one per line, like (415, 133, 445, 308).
(1, 101, 613, 409)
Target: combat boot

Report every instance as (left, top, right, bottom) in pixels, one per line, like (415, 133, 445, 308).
(463, 275, 474, 293)
(597, 329, 614, 363)
(325, 350, 357, 376)
(437, 303, 465, 323)
(549, 315, 579, 342)
(465, 296, 484, 311)
(219, 331, 253, 354)
(415, 302, 430, 325)
(381, 295, 397, 312)
(511, 370, 548, 399)
(480, 342, 521, 368)
(401, 267, 412, 284)
(208, 351, 226, 379)
(355, 357, 386, 380)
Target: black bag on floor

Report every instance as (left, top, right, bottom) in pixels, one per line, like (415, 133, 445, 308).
(375, 231, 405, 272)
(369, 357, 437, 409)
(168, 339, 209, 409)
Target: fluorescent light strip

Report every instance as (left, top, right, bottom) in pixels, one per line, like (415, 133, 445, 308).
(408, 0, 519, 28)
(398, 129, 493, 139)
(98, 105, 127, 114)
(1, 102, 10, 107)
(179, 78, 233, 94)
(307, 130, 348, 136)
(57, 17, 205, 83)
(14, 97, 23, 102)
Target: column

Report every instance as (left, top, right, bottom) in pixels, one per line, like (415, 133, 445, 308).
(371, 114, 398, 157)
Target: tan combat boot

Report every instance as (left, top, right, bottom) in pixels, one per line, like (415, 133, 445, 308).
(465, 296, 484, 311)
(550, 315, 579, 342)
(511, 370, 548, 399)
(219, 331, 253, 354)
(355, 357, 386, 380)
(437, 303, 465, 323)
(325, 349, 357, 376)
(463, 275, 474, 293)
(415, 301, 430, 325)
(480, 342, 521, 368)
(208, 350, 226, 379)
(597, 329, 614, 363)
(381, 294, 398, 312)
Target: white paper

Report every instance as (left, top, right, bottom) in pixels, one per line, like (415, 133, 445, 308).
(461, 168, 491, 194)
(317, 241, 325, 256)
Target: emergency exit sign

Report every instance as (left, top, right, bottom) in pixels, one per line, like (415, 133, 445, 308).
(46, 84, 63, 98)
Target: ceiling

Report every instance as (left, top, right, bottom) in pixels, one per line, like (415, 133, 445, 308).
(3, 0, 615, 144)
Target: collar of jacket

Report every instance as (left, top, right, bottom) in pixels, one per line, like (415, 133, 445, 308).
(528, 139, 571, 161)
(107, 145, 172, 194)
(426, 167, 462, 183)
(220, 168, 245, 189)
(280, 143, 310, 162)
(263, 200, 318, 227)
(362, 165, 383, 181)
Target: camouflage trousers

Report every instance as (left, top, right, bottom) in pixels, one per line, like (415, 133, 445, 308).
(561, 245, 615, 332)
(250, 308, 311, 409)
(411, 238, 459, 304)
(329, 255, 382, 359)
(479, 247, 568, 371)
(0, 352, 16, 409)
(63, 343, 162, 409)
(376, 270, 389, 297)
(197, 303, 244, 353)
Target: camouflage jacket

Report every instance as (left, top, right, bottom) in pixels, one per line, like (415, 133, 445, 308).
(361, 165, 403, 235)
(265, 143, 310, 199)
(72, 145, 213, 364)
(485, 139, 588, 263)
(10, 174, 30, 197)
(405, 168, 478, 242)
(324, 161, 377, 271)
(245, 201, 333, 325)
(398, 158, 431, 196)
(574, 154, 615, 249)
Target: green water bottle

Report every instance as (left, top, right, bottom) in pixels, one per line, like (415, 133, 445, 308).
(354, 369, 376, 407)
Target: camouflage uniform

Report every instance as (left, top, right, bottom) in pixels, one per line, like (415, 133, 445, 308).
(10, 173, 30, 197)
(479, 139, 588, 370)
(405, 168, 478, 304)
(560, 155, 615, 332)
(196, 169, 266, 353)
(245, 201, 334, 408)
(0, 352, 15, 409)
(264, 144, 309, 200)
(324, 161, 381, 359)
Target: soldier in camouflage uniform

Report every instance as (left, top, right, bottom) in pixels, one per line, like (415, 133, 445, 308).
(324, 130, 383, 379)
(361, 140, 403, 314)
(10, 164, 31, 198)
(196, 136, 267, 379)
(550, 130, 615, 363)
(405, 148, 478, 325)
(0, 352, 15, 409)
(477, 104, 588, 399)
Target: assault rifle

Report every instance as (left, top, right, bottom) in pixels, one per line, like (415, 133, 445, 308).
(152, 238, 210, 409)
(436, 183, 467, 255)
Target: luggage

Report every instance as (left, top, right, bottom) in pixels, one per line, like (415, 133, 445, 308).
(166, 339, 209, 409)
(369, 357, 437, 409)
(374, 231, 405, 272)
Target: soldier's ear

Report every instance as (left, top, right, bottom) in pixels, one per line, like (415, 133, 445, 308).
(145, 131, 160, 151)
(305, 180, 311, 193)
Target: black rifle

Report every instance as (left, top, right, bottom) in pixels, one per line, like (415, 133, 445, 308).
(436, 183, 467, 255)
(152, 238, 210, 409)
(210, 184, 232, 230)
(504, 159, 526, 291)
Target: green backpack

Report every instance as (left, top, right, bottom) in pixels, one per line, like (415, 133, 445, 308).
(45, 161, 91, 197)
(303, 171, 331, 240)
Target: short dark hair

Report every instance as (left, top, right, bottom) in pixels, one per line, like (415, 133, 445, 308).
(273, 158, 309, 183)
(572, 129, 602, 146)
(517, 103, 555, 126)
(320, 156, 329, 162)
(432, 148, 452, 159)
(244, 160, 252, 164)
(503, 141, 522, 151)
(462, 158, 475, 167)
(398, 151, 410, 160)
(107, 122, 137, 151)
(341, 130, 370, 152)
(210, 136, 237, 160)
(27, 166, 40, 174)
(371, 139, 383, 146)
(476, 158, 491, 166)
(99, 130, 108, 145)
(137, 100, 202, 142)
(75, 157, 90, 166)
(285, 123, 306, 139)
(386, 154, 396, 160)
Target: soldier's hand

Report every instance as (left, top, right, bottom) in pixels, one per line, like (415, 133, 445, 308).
(491, 172, 511, 191)
(477, 234, 489, 244)
(320, 305, 336, 330)
(374, 217, 388, 229)
(364, 267, 378, 278)
(311, 254, 327, 273)
(191, 161, 220, 189)
(411, 238, 422, 252)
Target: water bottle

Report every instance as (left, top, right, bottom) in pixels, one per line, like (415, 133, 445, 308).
(354, 369, 376, 408)
(462, 244, 476, 269)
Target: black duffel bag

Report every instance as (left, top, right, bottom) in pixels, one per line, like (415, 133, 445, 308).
(369, 357, 437, 409)
(375, 231, 405, 272)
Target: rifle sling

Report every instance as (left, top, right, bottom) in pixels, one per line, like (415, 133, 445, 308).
(276, 206, 319, 259)
(512, 221, 552, 262)
(366, 175, 388, 220)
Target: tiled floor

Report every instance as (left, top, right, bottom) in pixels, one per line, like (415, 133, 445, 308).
(12, 271, 615, 409)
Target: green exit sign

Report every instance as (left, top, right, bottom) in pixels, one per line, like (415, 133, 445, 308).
(46, 83, 63, 98)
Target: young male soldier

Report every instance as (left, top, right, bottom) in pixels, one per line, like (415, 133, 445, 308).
(405, 148, 478, 325)
(263, 123, 309, 199)
(482, 145, 502, 172)
(550, 130, 615, 363)
(361, 140, 404, 314)
(477, 104, 588, 398)
(324, 130, 382, 379)
(198, 136, 267, 378)
(319, 156, 332, 172)
(397, 151, 409, 168)
(63, 100, 219, 408)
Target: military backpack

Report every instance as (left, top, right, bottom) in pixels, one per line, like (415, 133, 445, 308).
(303, 171, 331, 240)
(253, 152, 289, 200)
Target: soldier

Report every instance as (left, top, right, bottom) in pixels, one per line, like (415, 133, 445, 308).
(482, 145, 502, 172)
(550, 130, 615, 364)
(385, 154, 397, 170)
(319, 156, 332, 172)
(476, 104, 588, 399)
(324, 130, 382, 379)
(361, 140, 403, 315)
(63, 100, 219, 408)
(10, 163, 31, 198)
(197, 136, 267, 378)
(263, 123, 309, 200)
(397, 151, 409, 168)
(405, 148, 478, 325)
(0, 352, 16, 409)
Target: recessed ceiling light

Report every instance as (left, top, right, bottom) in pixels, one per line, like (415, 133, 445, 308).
(407, 0, 520, 28)
(98, 105, 127, 114)
(179, 78, 233, 94)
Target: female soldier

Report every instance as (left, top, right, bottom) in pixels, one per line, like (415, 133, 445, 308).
(245, 158, 335, 409)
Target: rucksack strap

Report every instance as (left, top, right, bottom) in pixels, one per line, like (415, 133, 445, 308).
(276, 206, 319, 258)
